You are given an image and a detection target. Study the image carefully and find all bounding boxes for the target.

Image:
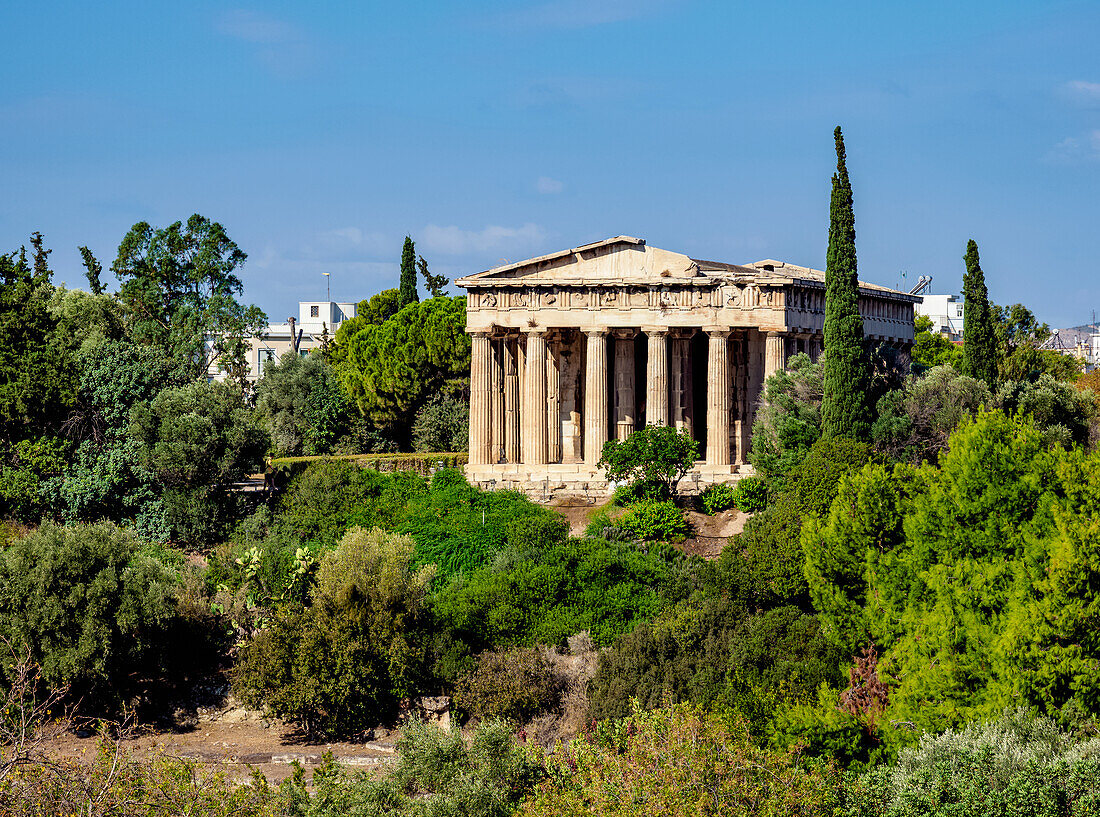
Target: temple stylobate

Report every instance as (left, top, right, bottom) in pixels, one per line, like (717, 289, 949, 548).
(456, 236, 920, 497)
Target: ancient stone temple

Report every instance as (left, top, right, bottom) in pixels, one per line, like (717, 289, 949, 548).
(456, 236, 919, 496)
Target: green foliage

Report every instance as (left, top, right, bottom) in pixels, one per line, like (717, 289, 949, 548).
(588, 597, 843, 727)
(701, 482, 738, 514)
(996, 373, 1096, 449)
(524, 703, 842, 817)
(844, 711, 1100, 817)
(0, 236, 77, 520)
(111, 214, 266, 382)
(616, 500, 689, 542)
(734, 435, 871, 608)
(431, 536, 673, 678)
(822, 127, 871, 440)
(871, 366, 991, 464)
(732, 475, 769, 512)
(911, 314, 962, 373)
(256, 351, 354, 457)
(455, 647, 557, 722)
(130, 380, 268, 545)
(274, 459, 398, 547)
(418, 255, 448, 299)
(307, 718, 543, 817)
(412, 393, 469, 453)
(802, 410, 1100, 750)
(0, 522, 176, 707)
(749, 352, 823, 487)
(399, 236, 420, 308)
(233, 527, 436, 737)
(598, 425, 699, 499)
(337, 296, 470, 438)
(961, 239, 998, 386)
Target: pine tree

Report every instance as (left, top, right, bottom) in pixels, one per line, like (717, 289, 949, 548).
(399, 236, 419, 308)
(821, 126, 871, 440)
(961, 239, 997, 386)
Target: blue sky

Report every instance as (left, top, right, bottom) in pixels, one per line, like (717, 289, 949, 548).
(2, 1, 1098, 327)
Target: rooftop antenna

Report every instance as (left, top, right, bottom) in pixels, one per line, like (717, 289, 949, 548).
(323, 271, 331, 303)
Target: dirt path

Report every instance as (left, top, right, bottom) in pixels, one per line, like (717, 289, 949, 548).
(37, 710, 398, 785)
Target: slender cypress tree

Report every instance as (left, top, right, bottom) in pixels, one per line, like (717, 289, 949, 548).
(398, 236, 419, 308)
(961, 239, 997, 386)
(821, 126, 871, 440)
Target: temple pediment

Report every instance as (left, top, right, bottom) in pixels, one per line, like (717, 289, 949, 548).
(456, 236, 760, 288)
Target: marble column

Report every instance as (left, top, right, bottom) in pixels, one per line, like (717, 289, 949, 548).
(546, 337, 561, 464)
(468, 332, 491, 465)
(489, 339, 504, 463)
(503, 337, 520, 464)
(613, 330, 637, 440)
(706, 329, 731, 467)
(644, 328, 669, 426)
(559, 335, 583, 463)
(583, 330, 608, 465)
(522, 330, 548, 465)
(764, 331, 787, 381)
(670, 332, 694, 439)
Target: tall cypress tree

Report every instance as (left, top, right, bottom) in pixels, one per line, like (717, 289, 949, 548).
(821, 126, 871, 440)
(961, 239, 997, 386)
(398, 236, 419, 308)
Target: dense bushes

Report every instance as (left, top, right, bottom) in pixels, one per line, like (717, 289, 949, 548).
(0, 522, 177, 707)
(844, 711, 1100, 817)
(524, 703, 842, 817)
(232, 527, 435, 736)
(455, 647, 558, 723)
(616, 500, 689, 542)
(800, 410, 1100, 750)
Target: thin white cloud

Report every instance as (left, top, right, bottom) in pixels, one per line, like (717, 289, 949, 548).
(1045, 131, 1100, 163)
(420, 223, 547, 257)
(1065, 80, 1100, 102)
(536, 176, 564, 194)
(217, 9, 299, 43)
(498, 0, 674, 29)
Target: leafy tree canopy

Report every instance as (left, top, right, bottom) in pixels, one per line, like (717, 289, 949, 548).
(111, 215, 266, 381)
(599, 425, 699, 499)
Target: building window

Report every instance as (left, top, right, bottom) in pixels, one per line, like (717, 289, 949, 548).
(258, 349, 276, 377)
(310, 305, 320, 318)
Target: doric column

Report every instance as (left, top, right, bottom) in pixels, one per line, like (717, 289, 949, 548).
(559, 336, 583, 463)
(670, 332, 694, 439)
(489, 338, 504, 463)
(522, 330, 548, 465)
(613, 329, 636, 441)
(503, 337, 520, 464)
(584, 330, 608, 465)
(468, 332, 492, 465)
(546, 337, 561, 464)
(644, 328, 669, 426)
(706, 328, 731, 467)
(764, 331, 787, 381)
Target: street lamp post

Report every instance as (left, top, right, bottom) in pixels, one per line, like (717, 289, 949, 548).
(323, 271, 331, 303)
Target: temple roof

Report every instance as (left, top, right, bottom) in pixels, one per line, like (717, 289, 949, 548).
(456, 237, 920, 301)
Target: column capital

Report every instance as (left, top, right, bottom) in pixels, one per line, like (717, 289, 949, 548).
(469, 329, 491, 339)
(583, 328, 607, 339)
(522, 326, 548, 338)
(703, 326, 731, 338)
(641, 326, 669, 337)
(611, 327, 638, 340)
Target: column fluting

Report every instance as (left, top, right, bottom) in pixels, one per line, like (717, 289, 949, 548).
(583, 330, 609, 466)
(523, 330, 549, 465)
(706, 329, 731, 467)
(644, 328, 669, 426)
(468, 332, 492, 465)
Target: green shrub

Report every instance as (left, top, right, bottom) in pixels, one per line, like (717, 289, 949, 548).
(455, 647, 557, 722)
(617, 500, 689, 542)
(701, 482, 737, 514)
(0, 522, 177, 709)
(843, 711, 1100, 817)
(431, 537, 671, 678)
(232, 527, 435, 737)
(524, 703, 841, 817)
(411, 393, 469, 453)
(731, 476, 768, 512)
(306, 718, 543, 817)
(599, 425, 699, 498)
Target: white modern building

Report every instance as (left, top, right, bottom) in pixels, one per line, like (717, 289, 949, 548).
(208, 300, 357, 383)
(915, 293, 965, 341)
